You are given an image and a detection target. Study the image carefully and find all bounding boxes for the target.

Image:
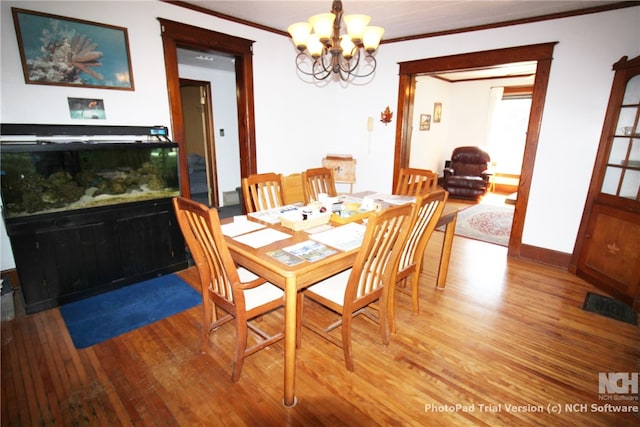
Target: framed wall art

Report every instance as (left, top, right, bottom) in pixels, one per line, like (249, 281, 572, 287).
(68, 97, 106, 119)
(419, 114, 431, 131)
(12, 8, 135, 90)
(433, 102, 442, 123)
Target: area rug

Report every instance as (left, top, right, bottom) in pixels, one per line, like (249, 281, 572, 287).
(60, 274, 201, 349)
(453, 203, 514, 246)
(582, 292, 637, 325)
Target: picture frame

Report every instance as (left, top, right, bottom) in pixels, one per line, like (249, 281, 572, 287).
(68, 97, 106, 120)
(433, 102, 442, 123)
(12, 8, 135, 90)
(419, 114, 431, 131)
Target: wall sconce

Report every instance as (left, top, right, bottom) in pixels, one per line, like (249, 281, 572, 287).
(380, 106, 393, 125)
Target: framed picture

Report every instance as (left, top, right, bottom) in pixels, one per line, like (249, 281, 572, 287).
(12, 8, 134, 90)
(419, 114, 431, 131)
(433, 102, 442, 123)
(68, 97, 106, 119)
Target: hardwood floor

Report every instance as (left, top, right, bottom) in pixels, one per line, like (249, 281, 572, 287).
(2, 232, 639, 426)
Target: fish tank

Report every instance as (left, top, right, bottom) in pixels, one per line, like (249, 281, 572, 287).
(0, 124, 180, 219)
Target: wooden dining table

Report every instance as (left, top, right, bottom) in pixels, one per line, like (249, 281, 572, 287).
(222, 195, 460, 407)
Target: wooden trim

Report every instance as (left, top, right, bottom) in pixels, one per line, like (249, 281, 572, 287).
(399, 43, 556, 76)
(158, 18, 258, 197)
(519, 244, 572, 269)
(394, 42, 557, 261)
(382, 2, 640, 44)
(164, 1, 290, 37)
(503, 86, 534, 96)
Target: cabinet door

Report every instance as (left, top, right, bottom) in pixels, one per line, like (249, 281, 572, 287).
(116, 204, 184, 277)
(37, 221, 124, 300)
(577, 204, 640, 299)
(573, 56, 640, 310)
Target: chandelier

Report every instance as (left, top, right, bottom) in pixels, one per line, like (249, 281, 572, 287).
(287, 0, 384, 82)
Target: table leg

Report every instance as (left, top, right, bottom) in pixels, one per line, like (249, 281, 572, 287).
(437, 213, 457, 289)
(283, 276, 298, 407)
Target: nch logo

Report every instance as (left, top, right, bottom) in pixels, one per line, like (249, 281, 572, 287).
(599, 372, 639, 394)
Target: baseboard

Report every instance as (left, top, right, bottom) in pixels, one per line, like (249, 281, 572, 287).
(519, 244, 572, 269)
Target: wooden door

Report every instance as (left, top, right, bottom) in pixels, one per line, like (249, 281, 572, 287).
(572, 55, 640, 310)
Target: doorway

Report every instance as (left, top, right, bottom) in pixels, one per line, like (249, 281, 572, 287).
(393, 43, 557, 258)
(180, 79, 217, 206)
(158, 19, 258, 206)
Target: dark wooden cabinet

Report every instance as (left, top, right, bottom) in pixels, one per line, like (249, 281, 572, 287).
(5, 199, 187, 314)
(572, 55, 640, 310)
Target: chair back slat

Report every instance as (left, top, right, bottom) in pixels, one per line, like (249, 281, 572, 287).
(346, 204, 414, 303)
(398, 190, 448, 273)
(242, 173, 284, 213)
(303, 167, 338, 203)
(395, 168, 438, 197)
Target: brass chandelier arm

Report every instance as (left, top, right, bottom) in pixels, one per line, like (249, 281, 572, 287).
(294, 50, 378, 81)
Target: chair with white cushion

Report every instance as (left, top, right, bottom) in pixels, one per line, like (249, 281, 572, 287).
(299, 203, 415, 371)
(172, 197, 285, 382)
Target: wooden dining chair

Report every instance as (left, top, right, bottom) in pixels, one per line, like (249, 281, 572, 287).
(394, 168, 438, 196)
(302, 167, 338, 203)
(281, 172, 306, 205)
(299, 203, 415, 371)
(172, 197, 285, 382)
(241, 172, 284, 213)
(391, 190, 448, 331)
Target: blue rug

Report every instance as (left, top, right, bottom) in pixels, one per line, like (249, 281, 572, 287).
(60, 274, 201, 349)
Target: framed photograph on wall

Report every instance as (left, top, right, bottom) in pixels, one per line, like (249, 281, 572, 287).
(12, 8, 135, 90)
(419, 114, 431, 131)
(433, 102, 442, 123)
(68, 97, 106, 119)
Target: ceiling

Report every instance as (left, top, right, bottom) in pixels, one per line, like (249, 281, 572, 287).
(175, 1, 627, 76)
(178, 0, 623, 41)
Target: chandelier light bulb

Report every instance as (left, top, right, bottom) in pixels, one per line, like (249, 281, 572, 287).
(307, 34, 324, 58)
(340, 35, 356, 59)
(287, 22, 312, 50)
(343, 14, 370, 44)
(363, 26, 384, 53)
(309, 13, 335, 43)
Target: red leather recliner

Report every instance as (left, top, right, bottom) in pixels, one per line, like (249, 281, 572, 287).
(443, 146, 491, 199)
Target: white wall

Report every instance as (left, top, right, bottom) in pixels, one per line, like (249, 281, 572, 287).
(1, 1, 639, 271)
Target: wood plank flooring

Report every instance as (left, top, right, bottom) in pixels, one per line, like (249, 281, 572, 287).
(2, 232, 639, 426)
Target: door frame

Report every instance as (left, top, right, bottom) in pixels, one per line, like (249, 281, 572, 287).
(393, 42, 557, 257)
(158, 18, 257, 198)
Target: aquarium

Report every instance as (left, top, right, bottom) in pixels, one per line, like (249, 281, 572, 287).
(0, 141, 180, 218)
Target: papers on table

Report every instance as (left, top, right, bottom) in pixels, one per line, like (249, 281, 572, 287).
(265, 249, 305, 266)
(368, 193, 416, 205)
(310, 222, 367, 252)
(248, 204, 301, 224)
(220, 220, 266, 237)
(282, 241, 337, 262)
(232, 228, 291, 248)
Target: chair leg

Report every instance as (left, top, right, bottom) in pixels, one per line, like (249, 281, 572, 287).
(200, 300, 212, 354)
(410, 274, 420, 314)
(341, 313, 354, 371)
(231, 319, 248, 383)
(296, 293, 304, 349)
